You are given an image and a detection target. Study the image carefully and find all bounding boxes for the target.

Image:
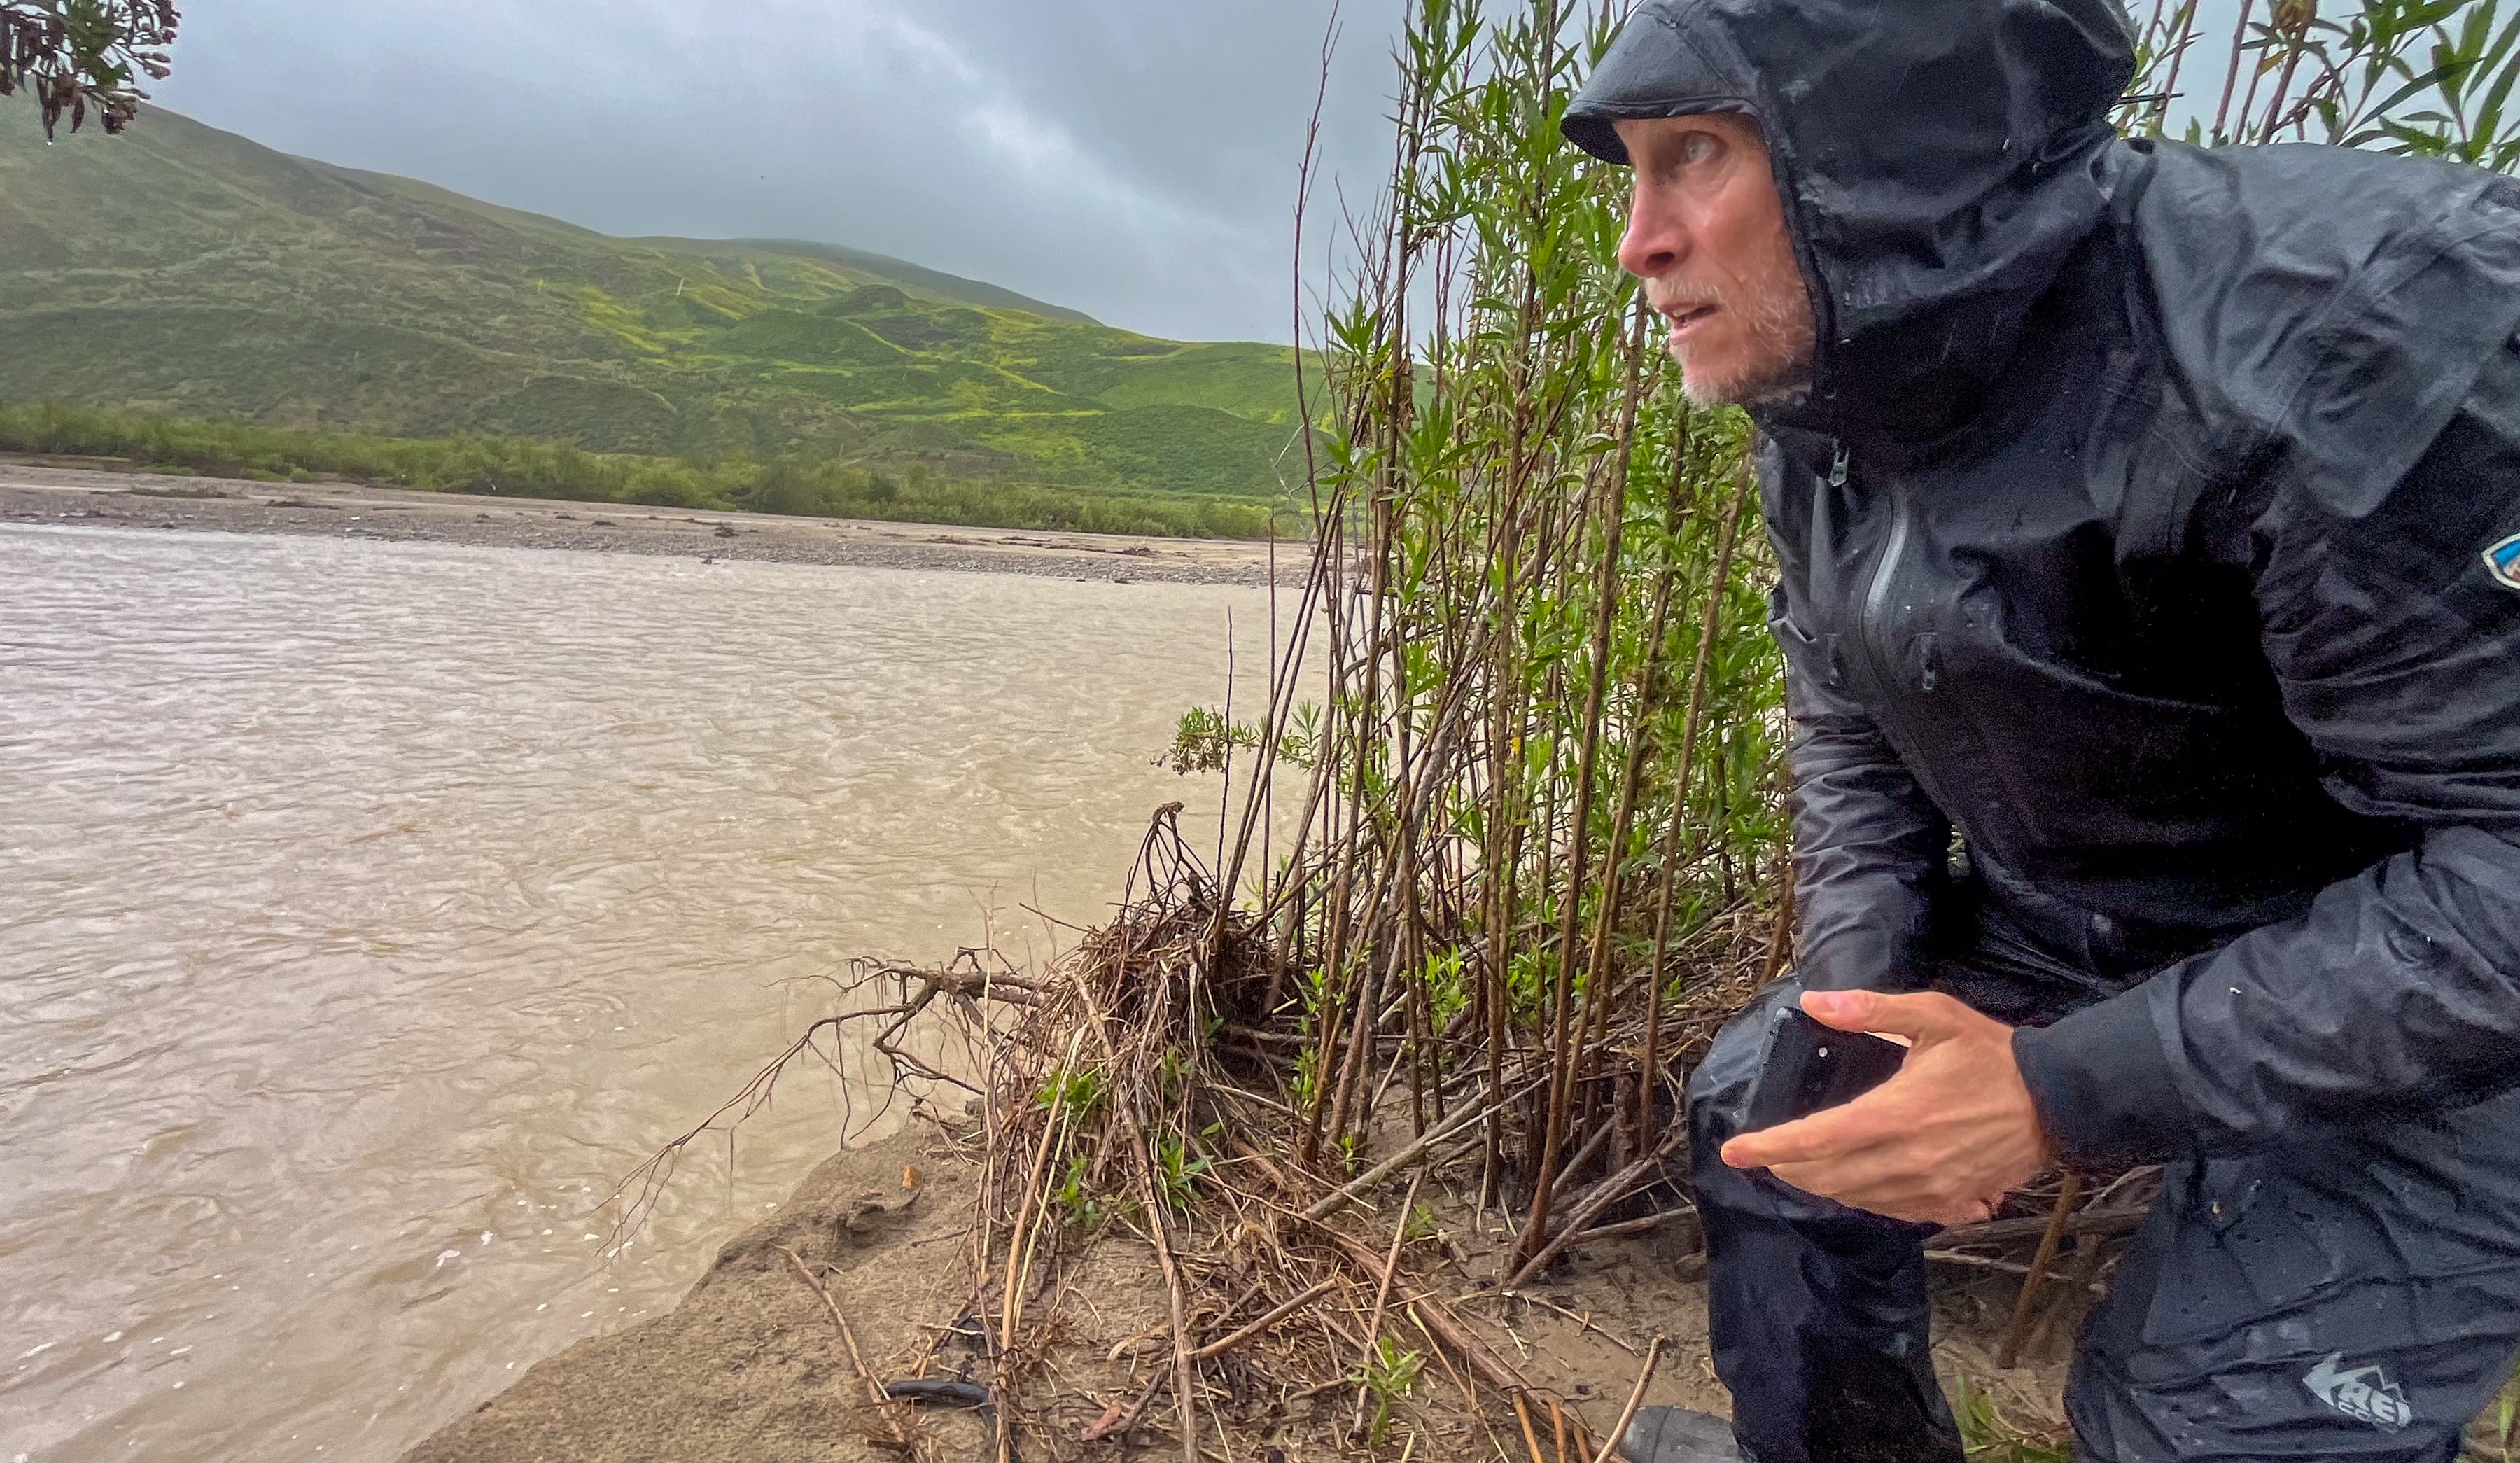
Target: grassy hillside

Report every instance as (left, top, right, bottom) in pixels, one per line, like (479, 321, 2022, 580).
(0, 95, 1308, 513)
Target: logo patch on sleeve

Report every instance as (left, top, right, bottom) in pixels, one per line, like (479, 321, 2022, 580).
(2485, 532, 2520, 591)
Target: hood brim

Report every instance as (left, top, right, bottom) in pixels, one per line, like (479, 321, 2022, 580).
(1560, 9, 1745, 165)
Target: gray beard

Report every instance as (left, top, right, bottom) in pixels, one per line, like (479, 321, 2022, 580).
(1681, 359, 1813, 409)
(1674, 345, 1814, 409)
(1661, 284, 1816, 409)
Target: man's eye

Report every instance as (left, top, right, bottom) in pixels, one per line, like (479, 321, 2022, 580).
(1681, 133, 1718, 165)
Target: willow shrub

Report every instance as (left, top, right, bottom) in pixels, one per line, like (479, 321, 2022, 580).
(1195, 0, 2520, 1270)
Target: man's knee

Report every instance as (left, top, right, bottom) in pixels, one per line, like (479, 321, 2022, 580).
(1682, 979, 1958, 1463)
(1687, 977, 1805, 1163)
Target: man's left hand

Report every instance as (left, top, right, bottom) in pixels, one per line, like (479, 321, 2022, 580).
(1718, 989, 2050, 1225)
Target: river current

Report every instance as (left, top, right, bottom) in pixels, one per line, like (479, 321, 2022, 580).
(0, 525, 1287, 1462)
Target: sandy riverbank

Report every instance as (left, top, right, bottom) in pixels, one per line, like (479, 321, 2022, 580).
(0, 458, 1297, 586)
(394, 1126, 1730, 1463)
(398, 1121, 2075, 1463)
(399, 1132, 995, 1463)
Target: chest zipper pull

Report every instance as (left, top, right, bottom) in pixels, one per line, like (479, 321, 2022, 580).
(1828, 441, 1850, 487)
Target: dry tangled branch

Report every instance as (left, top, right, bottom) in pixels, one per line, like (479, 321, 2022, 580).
(603, 948, 1038, 1247)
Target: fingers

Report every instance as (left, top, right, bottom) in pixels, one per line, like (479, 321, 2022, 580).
(1720, 1077, 1904, 1169)
(1765, 1156, 2003, 1226)
(1719, 1112, 1836, 1170)
(1797, 988, 1883, 1032)
(1801, 988, 1966, 1043)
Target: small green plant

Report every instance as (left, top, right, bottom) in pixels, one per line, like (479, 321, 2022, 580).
(1150, 1133, 1210, 1213)
(1422, 948, 1469, 1036)
(1505, 946, 1553, 1023)
(1282, 699, 1324, 769)
(1299, 958, 1333, 1017)
(1052, 1150, 1108, 1228)
(1289, 1041, 1324, 1114)
(1949, 1374, 2076, 1463)
(1035, 1064, 1103, 1123)
(1349, 1336, 1423, 1448)
(1162, 706, 1252, 776)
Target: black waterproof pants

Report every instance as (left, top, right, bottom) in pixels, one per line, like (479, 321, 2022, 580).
(1691, 977, 2520, 1463)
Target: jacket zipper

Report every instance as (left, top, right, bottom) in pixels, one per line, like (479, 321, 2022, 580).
(1847, 439, 1914, 695)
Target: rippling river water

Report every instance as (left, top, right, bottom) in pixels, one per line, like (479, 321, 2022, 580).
(0, 526, 1289, 1462)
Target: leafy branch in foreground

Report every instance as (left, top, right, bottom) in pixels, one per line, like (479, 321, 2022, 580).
(1160, 704, 1320, 776)
(2121, 0, 2520, 167)
(1, 0, 178, 138)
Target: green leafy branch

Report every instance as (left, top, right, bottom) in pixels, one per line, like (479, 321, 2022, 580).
(1, 0, 179, 139)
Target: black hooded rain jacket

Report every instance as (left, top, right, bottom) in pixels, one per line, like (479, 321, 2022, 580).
(1564, 0, 2520, 1172)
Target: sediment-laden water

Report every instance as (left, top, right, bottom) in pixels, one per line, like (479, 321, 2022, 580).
(0, 525, 1288, 1462)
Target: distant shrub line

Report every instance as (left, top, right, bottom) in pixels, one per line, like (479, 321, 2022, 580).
(0, 401, 1287, 540)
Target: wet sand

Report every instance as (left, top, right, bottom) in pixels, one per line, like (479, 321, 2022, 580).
(399, 1132, 995, 1463)
(0, 457, 1297, 586)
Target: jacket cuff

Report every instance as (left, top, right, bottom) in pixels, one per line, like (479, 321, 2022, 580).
(1795, 922, 1927, 994)
(2011, 988, 2191, 1169)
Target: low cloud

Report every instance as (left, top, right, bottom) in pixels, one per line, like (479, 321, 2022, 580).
(153, 0, 1401, 343)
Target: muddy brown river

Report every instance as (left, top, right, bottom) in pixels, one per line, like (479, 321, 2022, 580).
(0, 524, 1292, 1462)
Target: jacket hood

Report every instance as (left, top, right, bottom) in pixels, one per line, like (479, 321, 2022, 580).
(1564, 0, 2137, 439)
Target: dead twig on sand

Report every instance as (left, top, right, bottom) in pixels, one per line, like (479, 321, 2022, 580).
(1351, 1171, 1427, 1440)
(1586, 1335, 1665, 1463)
(780, 1245, 912, 1452)
(1194, 1278, 1343, 1361)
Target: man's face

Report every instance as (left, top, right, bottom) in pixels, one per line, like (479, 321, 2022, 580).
(1614, 113, 1814, 408)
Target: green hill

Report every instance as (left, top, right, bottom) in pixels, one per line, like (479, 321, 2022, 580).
(0, 96, 1306, 507)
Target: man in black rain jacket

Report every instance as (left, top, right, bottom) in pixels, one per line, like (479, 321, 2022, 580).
(1559, 0, 2520, 1460)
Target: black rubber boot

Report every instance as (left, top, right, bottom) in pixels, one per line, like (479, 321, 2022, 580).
(1619, 1406, 1742, 1462)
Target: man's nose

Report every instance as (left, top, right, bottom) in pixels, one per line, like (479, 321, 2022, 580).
(1617, 188, 1689, 279)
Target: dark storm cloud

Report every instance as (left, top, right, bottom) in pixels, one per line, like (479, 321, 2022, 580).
(152, 1, 1403, 343)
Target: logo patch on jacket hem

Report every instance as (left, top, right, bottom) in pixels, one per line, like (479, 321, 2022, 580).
(2484, 532, 2520, 591)
(2304, 1352, 2412, 1431)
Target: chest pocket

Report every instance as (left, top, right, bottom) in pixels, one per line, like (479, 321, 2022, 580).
(1766, 585, 1846, 697)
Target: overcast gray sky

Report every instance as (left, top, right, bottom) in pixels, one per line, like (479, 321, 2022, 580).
(148, 4, 2263, 346)
(152, 1, 1406, 345)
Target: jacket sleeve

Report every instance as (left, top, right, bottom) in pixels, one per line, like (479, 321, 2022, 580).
(1761, 446, 1950, 995)
(2017, 332, 2520, 1166)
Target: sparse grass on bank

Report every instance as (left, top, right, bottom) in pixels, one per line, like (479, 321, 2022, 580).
(0, 401, 1288, 539)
